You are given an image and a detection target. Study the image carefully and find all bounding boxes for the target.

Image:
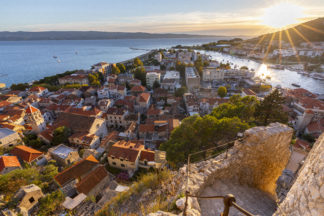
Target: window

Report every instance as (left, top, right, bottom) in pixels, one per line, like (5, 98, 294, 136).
(120, 159, 123, 162)
(112, 162, 116, 165)
(121, 164, 125, 167)
(29, 197, 35, 203)
(144, 161, 148, 166)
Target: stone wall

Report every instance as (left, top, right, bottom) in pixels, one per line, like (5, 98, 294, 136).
(274, 133, 324, 216)
(180, 123, 293, 197)
(150, 123, 294, 216)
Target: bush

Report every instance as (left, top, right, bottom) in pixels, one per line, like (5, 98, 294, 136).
(37, 190, 64, 216)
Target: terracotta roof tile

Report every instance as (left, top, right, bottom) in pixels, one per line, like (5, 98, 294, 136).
(0, 156, 21, 172)
(25, 105, 39, 114)
(54, 155, 99, 186)
(11, 145, 43, 163)
(139, 150, 155, 162)
(131, 85, 145, 92)
(76, 165, 108, 195)
(138, 93, 150, 103)
(107, 140, 144, 162)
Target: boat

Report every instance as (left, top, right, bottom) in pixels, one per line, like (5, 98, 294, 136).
(291, 83, 301, 87)
(53, 56, 58, 59)
(57, 59, 61, 63)
(269, 64, 285, 70)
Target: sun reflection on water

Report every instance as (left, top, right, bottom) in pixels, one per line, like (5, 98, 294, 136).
(257, 64, 271, 79)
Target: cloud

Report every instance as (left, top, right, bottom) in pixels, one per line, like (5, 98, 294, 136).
(2, 9, 323, 36)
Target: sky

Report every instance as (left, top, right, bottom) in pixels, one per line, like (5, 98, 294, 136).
(0, 0, 323, 36)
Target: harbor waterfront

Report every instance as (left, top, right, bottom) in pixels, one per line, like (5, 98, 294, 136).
(202, 51, 324, 94)
(0, 38, 225, 87)
(1, 39, 323, 94)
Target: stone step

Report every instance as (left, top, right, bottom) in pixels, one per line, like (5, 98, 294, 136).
(199, 179, 277, 216)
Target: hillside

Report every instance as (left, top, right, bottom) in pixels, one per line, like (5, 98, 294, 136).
(247, 17, 324, 45)
(0, 31, 219, 41)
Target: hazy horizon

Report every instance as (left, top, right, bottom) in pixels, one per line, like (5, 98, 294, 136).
(1, 0, 324, 36)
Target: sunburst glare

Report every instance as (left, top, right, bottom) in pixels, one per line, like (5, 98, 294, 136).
(261, 2, 304, 28)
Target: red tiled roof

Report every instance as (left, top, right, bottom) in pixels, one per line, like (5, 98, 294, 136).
(108, 146, 140, 163)
(298, 98, 324, 110)
(76, 165, 108, 195)
(0, 156, 21, 172)
(138, 93, 150, 103)
(107, 140, 144, 162)
(29, 86, 47, 92)
(54, 155, 99, 186)
(106, 107, 126, 115)
(0, 101, 12, 108)
(147, 106, 161, 116)
(138, 124, 155, 133)
(286, 88, 317, 99)
(294, 139, 311, 151)
(131, 85, 145, 92)
(25, 105, 39, 114)
(11, 145, 43, 163)
(306, 119, 324, 134)
(139, 150, 155, 162)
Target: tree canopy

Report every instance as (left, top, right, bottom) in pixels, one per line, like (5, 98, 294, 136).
(133, 66, 146, 86)
(255, 89, 288, 125)
(52, 126, 71, 146)
(88, 72, 102, 87)
(211, 95, 259, 123)
(159, 94, 286, 166)
(217, 86, 227, 98)
(10, 83, 29, 91)
(116, 63, 126, 73)
(133, 57, 143, 67)
(153, 80, 160, 89)
(111, 65, 121, 75)
(175, 87, 187, 97)
(160, 115, 249, 166)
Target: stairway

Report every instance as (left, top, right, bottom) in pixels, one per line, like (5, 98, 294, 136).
(199, 179, 277, 216)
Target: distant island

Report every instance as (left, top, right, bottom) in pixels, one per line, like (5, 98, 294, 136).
(0, 31, 223, 41)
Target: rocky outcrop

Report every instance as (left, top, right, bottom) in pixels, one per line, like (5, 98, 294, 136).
(276, 169, 295, 202)
(274, 133, 324, 216)
(151, 123, 294, 216)
(180, 123, 293, 197)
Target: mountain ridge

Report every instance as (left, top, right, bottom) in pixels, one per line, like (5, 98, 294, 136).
(0, 31, 223, 41)
(247, 17, 324, 45)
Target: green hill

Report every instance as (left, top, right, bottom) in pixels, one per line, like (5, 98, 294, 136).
(247, 17, 324, 45)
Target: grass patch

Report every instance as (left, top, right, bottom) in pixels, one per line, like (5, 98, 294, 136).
(96, 169, 173, 216)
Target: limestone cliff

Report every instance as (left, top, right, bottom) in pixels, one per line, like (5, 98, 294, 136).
(274, 133, 324, 216)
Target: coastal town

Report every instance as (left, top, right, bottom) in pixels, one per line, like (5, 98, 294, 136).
(0, 45, 323, 215)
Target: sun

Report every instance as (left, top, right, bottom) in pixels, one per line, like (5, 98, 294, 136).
(261, 2, 305, 29)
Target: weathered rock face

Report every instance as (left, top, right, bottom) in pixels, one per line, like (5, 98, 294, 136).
(150, 123, 293, 216)
(274, 133, 324, 216)
(232, 123, 293, 195)
(181, 123, 293, 197)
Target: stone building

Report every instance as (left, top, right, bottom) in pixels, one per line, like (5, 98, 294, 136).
(0, 156, 21, 174)
(49, 144, 80, 166)
(0, 128, 23, 148)
(54, 155, 113, 197)
(25, 105, 46, 134)
(14, 184, 44, 215)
